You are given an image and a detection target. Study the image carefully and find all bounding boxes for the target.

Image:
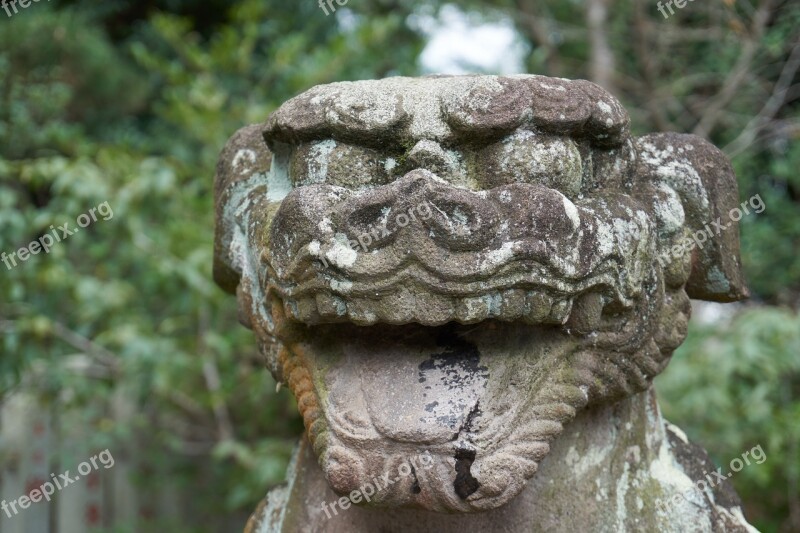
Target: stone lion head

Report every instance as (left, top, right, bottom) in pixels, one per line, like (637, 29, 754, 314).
(213, 75, 747, 513)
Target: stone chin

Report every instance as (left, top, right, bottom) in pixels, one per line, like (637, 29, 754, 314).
(213, 75, 748, 513)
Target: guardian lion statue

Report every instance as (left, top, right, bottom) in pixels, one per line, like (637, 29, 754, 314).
(213, 75, 755, 532)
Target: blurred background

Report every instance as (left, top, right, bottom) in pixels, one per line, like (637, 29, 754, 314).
(0, 0, 797, 531)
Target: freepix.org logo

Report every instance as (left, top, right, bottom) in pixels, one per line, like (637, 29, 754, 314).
(2, 201, 114, 271)
(318, 0, 349, 16)
(655, 444, 766, 514)
(2, 0, 50, 19)
(655, 193, 765, 268)
(1, 450, 115, 519)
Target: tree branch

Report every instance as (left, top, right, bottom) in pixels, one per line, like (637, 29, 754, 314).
(586, 0, 616, 92)
(512, 0, 564, 76)
(198, 306, 235, 442)
(49, 321, 120, 372)
(632, 0, 674, 131)
(724, 39, 800, 157)
(692, 0, 774, 137)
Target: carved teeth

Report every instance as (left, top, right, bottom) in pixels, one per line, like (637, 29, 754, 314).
(456, 295, 491, 323)
(486, 291, 503, 318)
(279, 290, 585, 327)
(316, 292, 347, 319)
(566, 292, 603, 333)
(381, 287, 416, 324)
(415, 292, 455, 326)
(283, 299, 301, 320)
(295, 297, 320, 323)
(500, 289, 526, 320)
(347, 298, 379, 325)
(548, 299, 573, 324)
(524, 292, 552, 323)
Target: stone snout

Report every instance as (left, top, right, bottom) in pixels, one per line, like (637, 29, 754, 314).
(262, 168, 658, 327)
(307, 168, 512, 255)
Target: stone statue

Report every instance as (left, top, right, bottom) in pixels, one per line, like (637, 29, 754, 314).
(213, 75, 756, 532)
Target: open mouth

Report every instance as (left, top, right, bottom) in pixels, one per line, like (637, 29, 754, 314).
(267, 270, 676, 513)
(273, 316, 584, 512)
(251, 168, 677, 512)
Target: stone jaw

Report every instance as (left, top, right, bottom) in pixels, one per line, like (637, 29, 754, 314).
(213, 74, 748, 515)
(267, 291, 684, 513)
(246, 389, 757, 533)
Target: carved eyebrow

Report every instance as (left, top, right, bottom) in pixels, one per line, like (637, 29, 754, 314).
(264, 75, 630, 150)
(443, 76, 630, 148)
(263, 82, 409, 149)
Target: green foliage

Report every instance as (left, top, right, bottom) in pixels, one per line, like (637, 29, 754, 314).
(657, 307, 800, 532)
(0, 8, 148, 159)
(1, 1, 426, 528)
(1, 0, 797, 530)
(734, 149, 800, 304)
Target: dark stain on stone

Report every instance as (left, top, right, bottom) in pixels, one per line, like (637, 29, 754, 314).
(454, 448, 480, 499)
(410, 465, 422, 494)
(463, 401, 481, 432)
(437, 413, 460, 429)
(417, 326, 489, 389)
(425, 401, 439, 412)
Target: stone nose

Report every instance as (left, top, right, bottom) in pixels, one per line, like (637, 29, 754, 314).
(341, 187, 398, 250)
(392, 170, 501, 252)
(338, 170, 441, 252)
(423, 187, 499, 252)
(406, 140, 452, 175)
(338, 169, 500, 253)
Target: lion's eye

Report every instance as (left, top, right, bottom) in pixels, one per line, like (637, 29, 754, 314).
(475, 131, 583, 197)
(290, 140, 395, 188)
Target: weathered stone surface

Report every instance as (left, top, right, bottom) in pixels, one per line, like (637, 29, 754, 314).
(246, 390, 755, 533)
(213, 74, 753, 531)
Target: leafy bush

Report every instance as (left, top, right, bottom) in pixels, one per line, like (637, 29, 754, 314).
(657, 306, 800, 532)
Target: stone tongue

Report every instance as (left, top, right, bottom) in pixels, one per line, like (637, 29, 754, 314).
(355, 330, 489, 444)
(299, 325, 498, 449)
(294, 322, 582, 511)
(303, 324, 573, 452)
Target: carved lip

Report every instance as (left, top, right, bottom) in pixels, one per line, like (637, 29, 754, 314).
(266, 276, 609, 327)
(269, 242, 625, 295)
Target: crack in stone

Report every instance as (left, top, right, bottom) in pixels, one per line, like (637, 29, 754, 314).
(410, 465, 422, 494)
(454, 448, 480, 499)
(453, 401, 482, 499)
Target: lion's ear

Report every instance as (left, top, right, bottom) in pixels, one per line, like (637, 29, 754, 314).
(213, 124, 273, 294)
(635, 133, 748, 302)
